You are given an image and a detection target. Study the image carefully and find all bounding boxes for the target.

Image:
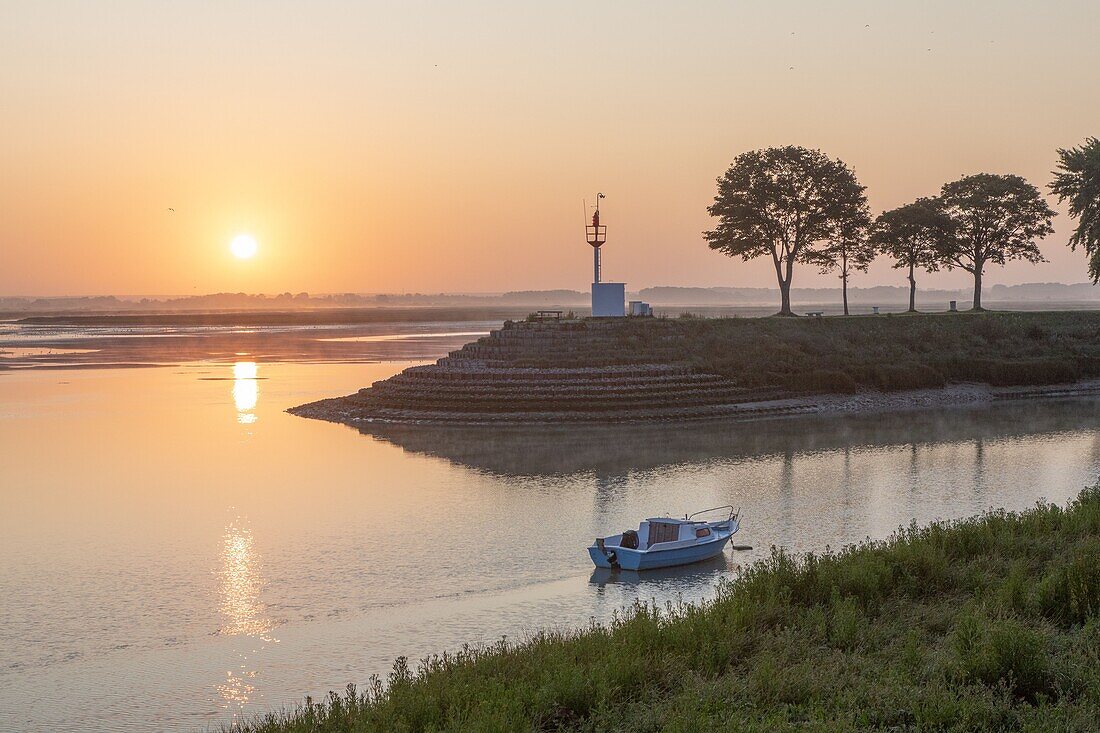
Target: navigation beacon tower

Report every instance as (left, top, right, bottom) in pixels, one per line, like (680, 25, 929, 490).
(586, 193, 625, 317)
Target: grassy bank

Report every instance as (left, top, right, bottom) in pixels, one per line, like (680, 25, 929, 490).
(238, 485, 1100, 732)
(472, 311, 1100, 394)
(617, 311, 1100, 393)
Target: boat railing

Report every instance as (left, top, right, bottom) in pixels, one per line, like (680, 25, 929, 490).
(686, 505, 738, 522)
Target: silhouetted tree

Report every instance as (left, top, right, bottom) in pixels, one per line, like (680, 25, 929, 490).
(1050, 137, 1100, 283)
(870, 198, 953, 312)
(705, 146, 869, 316)
(805, 210, 874, 315)
(935, 174, 1055, 311)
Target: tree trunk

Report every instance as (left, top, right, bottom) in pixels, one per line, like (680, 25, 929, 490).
(842, 270, 849, 316)
(838, 248, 850, 316)
(774, 251, 794, 316)
(908, 262, 917, 313)
(778, 278, 792, 316)
(972, 268, 983, 311)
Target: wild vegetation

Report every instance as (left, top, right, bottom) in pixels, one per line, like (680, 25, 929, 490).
(235, 485, 1100, 732)
(539, 311, 1100, 394)
(687, 311, 1100, 393)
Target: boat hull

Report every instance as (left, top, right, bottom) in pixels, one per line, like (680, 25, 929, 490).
(588, 533, 732, 570)
(588, 545, 615, 568)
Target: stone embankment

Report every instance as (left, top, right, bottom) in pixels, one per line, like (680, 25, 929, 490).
(291, 318, 795, 424)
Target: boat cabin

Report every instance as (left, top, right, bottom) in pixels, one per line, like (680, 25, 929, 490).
(635, 518, 711, 549)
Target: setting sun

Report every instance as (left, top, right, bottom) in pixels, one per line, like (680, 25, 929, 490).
(230, 234, 258, 260)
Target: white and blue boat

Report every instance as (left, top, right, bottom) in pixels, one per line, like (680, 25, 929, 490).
(588, 506, 740, 570)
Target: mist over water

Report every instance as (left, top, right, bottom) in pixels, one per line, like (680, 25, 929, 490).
(2, 322, 1099, 731)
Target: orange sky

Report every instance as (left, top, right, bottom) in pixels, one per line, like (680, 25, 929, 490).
(1, 1, 1098, 296)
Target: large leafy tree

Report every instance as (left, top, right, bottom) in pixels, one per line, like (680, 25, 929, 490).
(870, 198, 953, 312)
(1049, 137, 1100, 283)
(705, 146, 869, 316)
(935, 174, 1055, 311)
(804, 210, 874, 316)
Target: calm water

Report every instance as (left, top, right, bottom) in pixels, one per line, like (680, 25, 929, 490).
(2, 324, 1100, 732)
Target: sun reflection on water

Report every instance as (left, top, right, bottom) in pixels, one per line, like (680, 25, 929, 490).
(232, 361, 258, 424)
(216, 516, 276, 717)
(215, 669, 257, 713)
(218, 518, 274, 638)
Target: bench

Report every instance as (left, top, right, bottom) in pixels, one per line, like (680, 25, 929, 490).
(535, 310, 563, 320)
(806, 311, 824, 318)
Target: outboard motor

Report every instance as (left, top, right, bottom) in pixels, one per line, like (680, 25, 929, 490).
(620, 529, 639, 550)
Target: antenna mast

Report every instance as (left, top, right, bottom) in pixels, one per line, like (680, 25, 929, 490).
(585, 192, 607, 283)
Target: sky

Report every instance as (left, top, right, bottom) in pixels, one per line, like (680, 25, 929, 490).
(1, 0, 1098, 296)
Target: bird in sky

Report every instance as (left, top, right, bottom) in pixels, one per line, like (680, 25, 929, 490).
(167, 207, 175, 212)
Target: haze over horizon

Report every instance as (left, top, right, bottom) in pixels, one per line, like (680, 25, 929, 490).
(3, 0, 1098, 297)
(5, 281, 1100, 304)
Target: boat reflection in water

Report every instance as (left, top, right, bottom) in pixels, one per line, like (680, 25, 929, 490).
(589, 553, 733, 589)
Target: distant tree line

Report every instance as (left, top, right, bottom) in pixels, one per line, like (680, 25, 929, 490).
(705, 138, 1100, 314)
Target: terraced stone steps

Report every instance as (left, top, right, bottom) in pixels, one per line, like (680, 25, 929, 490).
(292, 318, 774, 424)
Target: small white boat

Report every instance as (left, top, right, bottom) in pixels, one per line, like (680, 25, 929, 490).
(588, 506, 740, 570)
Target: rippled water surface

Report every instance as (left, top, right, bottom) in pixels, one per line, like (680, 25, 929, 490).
(2, 325, 1100, 732)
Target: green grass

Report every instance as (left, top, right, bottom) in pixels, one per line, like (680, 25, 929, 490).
(679, 311, 1100, 391)
(235, 484, 1100, 732)
(537, 311, 1100, 392)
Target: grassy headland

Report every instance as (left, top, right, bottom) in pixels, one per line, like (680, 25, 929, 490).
(239, 486, 1100, 732)
(291, 311, 1100, 425)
